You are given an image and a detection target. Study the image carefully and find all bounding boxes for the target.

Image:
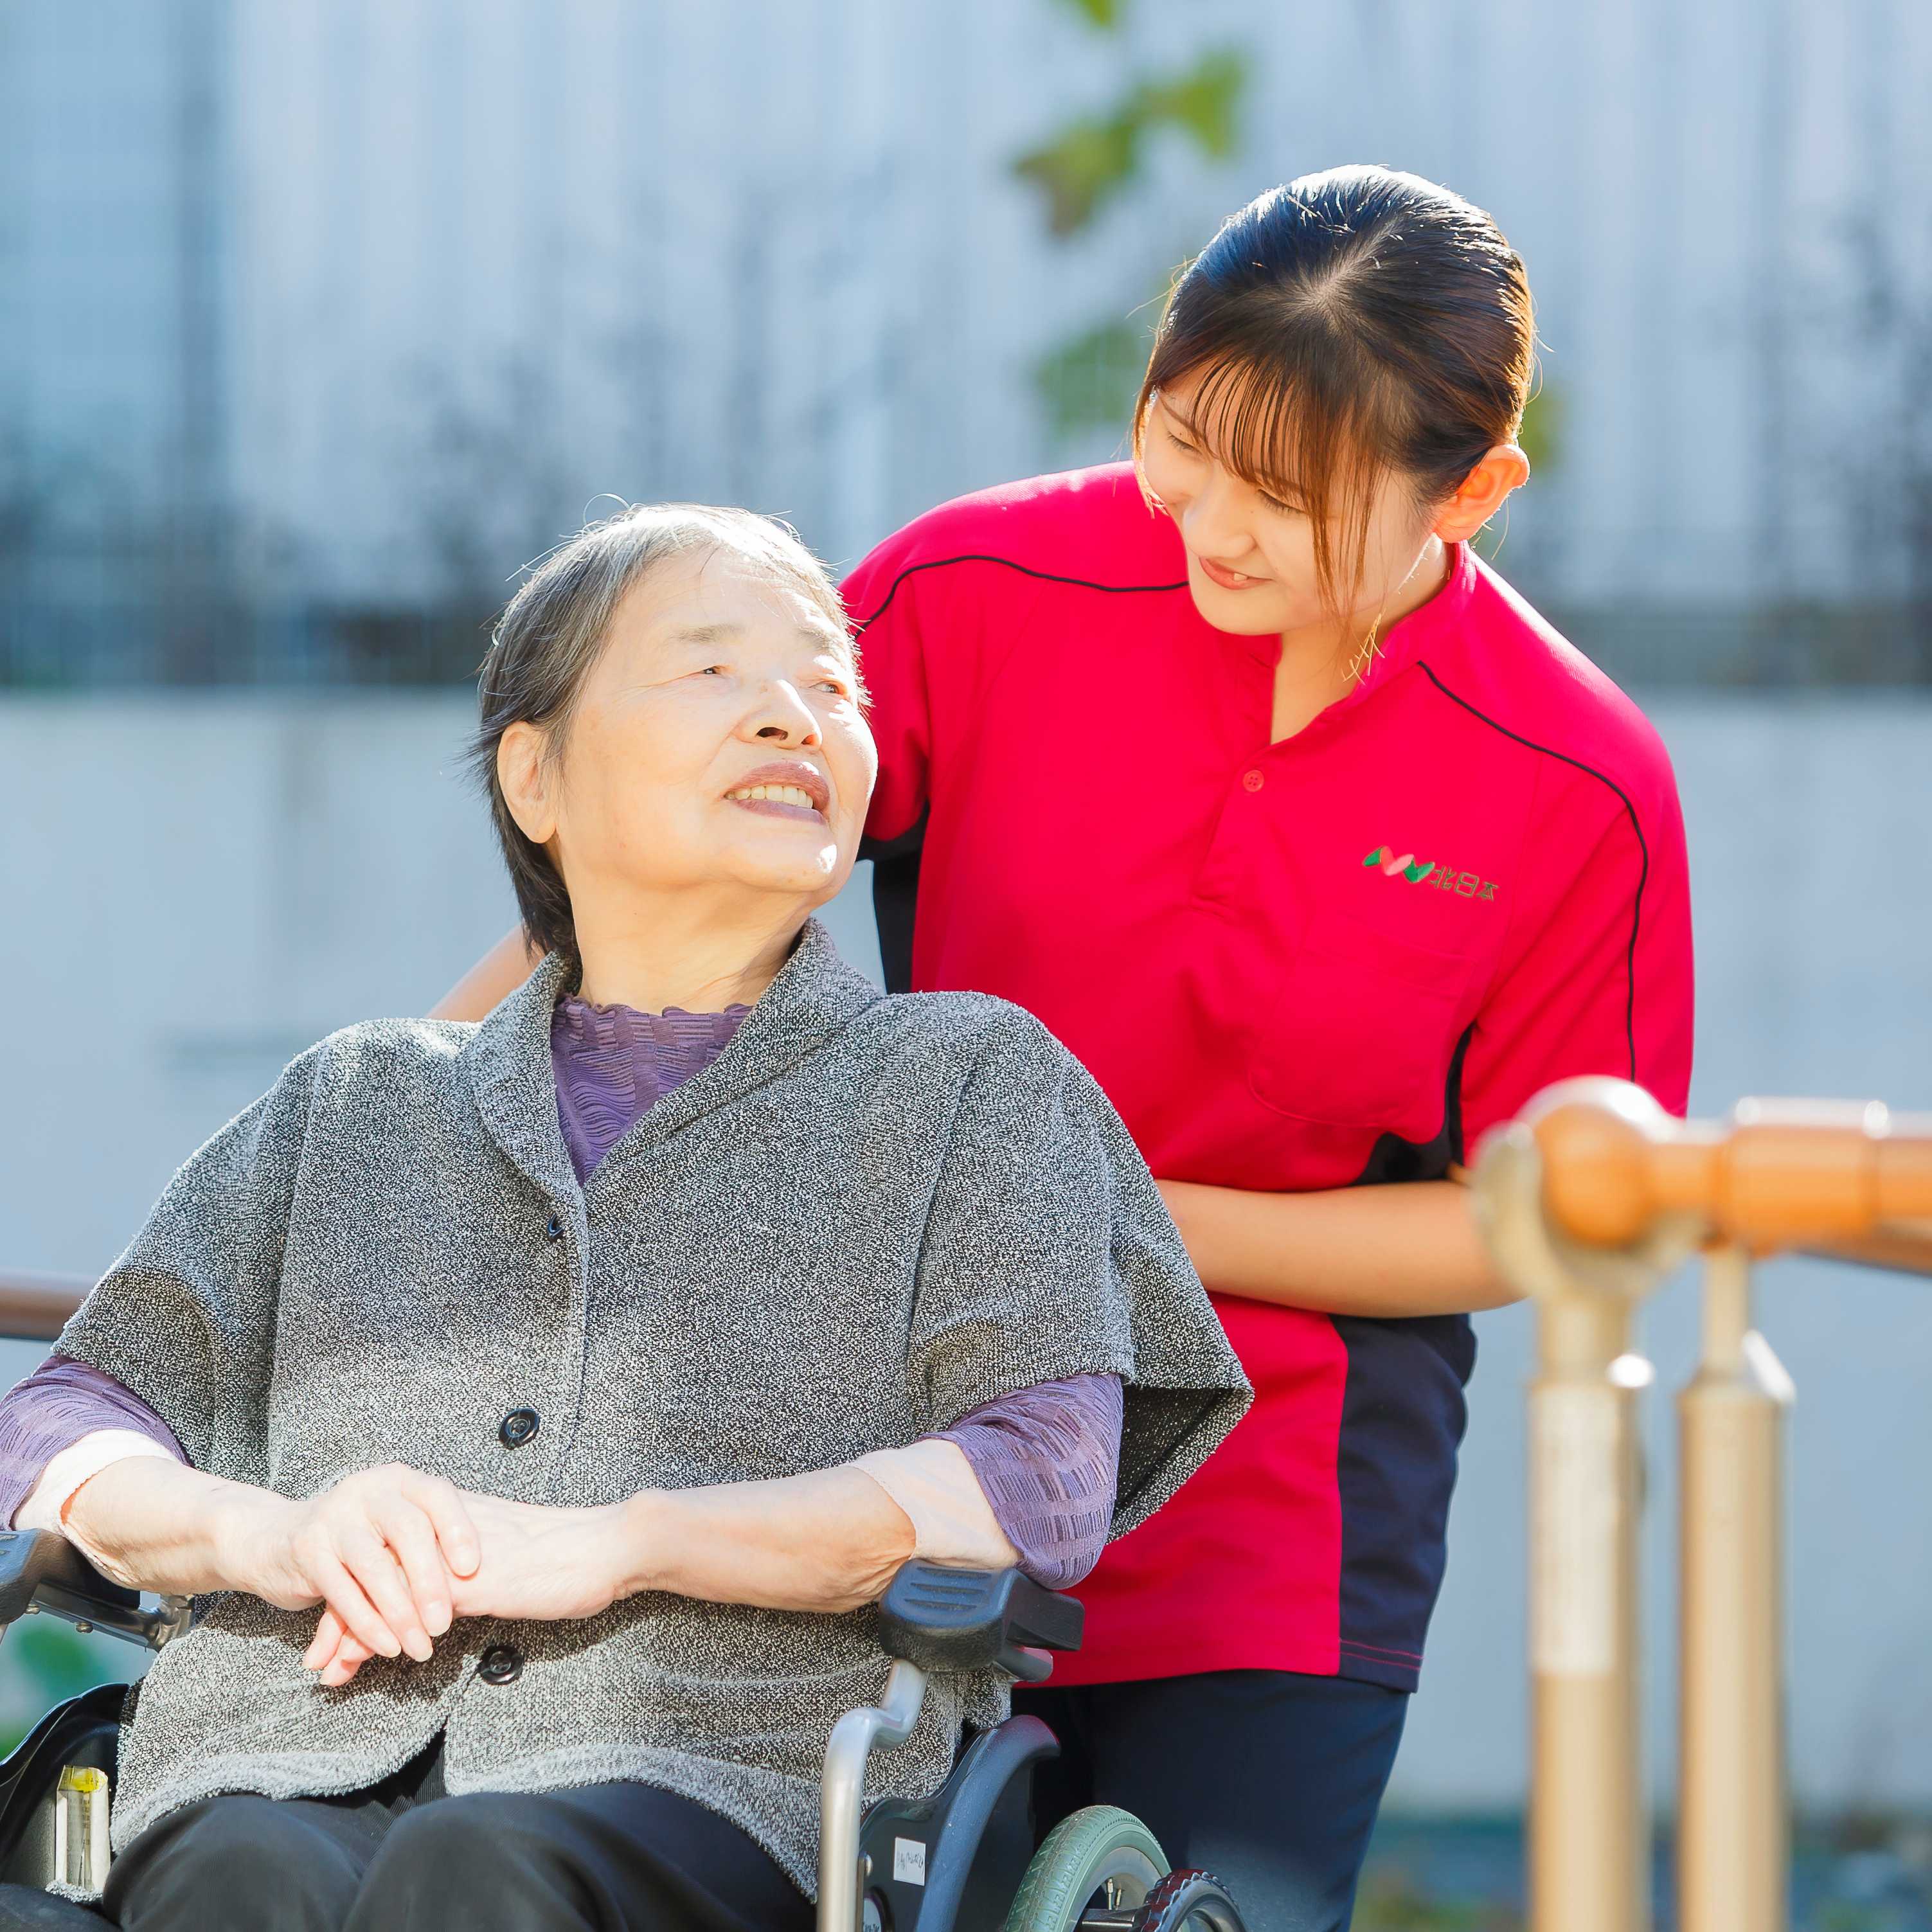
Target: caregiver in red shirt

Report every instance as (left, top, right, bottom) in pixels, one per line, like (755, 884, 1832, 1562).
(440, 166, 1694, 1931)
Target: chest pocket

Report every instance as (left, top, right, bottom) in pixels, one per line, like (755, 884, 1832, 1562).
(1244, 903, 1471, 1132)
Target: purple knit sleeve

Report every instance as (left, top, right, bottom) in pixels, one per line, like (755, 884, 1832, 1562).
(930, 1373, 1124, 1591)
(0, 1357, 186, 1528)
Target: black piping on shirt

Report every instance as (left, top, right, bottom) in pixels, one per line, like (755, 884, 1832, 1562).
(1415, 660, 1649, 1082)
(850, 553, 1188, 632)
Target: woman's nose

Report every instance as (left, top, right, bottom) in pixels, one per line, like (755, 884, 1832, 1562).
(1178, 470, 1250, 560)
(747, 683, 822, 747)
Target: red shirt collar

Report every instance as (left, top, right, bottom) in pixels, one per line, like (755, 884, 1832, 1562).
(1320, 539, 1474, 724)
(1185, 534, 1475, 707)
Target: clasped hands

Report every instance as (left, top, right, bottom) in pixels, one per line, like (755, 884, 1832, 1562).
(228, 1465, 636, 1688)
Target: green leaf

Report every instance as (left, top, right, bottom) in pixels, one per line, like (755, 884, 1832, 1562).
(1134, 48, 1247, 159)
(1405, 861, 1435, 883)
(1033, 317, 1152, 440)
(1052, 0, 1123, 24)
(1012, 112, 1145, 237)
(1517, 381, 1563, 473)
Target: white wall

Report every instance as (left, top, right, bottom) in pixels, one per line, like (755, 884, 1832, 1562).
(219, 0, 1932, 604)
(10, 0, 1932, 611)
(3, 692, 1930, 1809)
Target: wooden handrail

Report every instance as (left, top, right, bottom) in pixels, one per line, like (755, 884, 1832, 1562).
(1531, 1091, 1932, 1268)
(0, 1272, 90, 1343)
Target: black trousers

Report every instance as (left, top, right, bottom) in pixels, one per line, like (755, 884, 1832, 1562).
(1014, 1670, 1409, 1932)
(100, 1737, 813, 1932)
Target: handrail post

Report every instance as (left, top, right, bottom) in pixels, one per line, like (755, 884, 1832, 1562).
(1677, 1244, 1792, 1932)
(1474, 1079, 1697, 1932)
(1527, 1286, 1652, 1932)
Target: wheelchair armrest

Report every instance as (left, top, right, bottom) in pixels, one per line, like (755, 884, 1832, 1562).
(877, 1562, 1083, 1685)
(0, 1528, 186, 1650)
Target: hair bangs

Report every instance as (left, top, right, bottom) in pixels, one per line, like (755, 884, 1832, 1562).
(1132, 168, 1535, 619)
(1158, 347, 1392, 616)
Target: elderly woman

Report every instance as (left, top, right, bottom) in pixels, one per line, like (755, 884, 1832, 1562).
(0, 505, 1248, 1932)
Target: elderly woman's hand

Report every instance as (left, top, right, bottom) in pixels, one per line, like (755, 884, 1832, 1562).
(303, 1461, 925, 1685)
(222, 1463, 481, 1670)
(303, 1493, 632, 1686)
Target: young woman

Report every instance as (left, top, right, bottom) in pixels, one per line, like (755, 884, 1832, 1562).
(438, 167, 1695, 1930)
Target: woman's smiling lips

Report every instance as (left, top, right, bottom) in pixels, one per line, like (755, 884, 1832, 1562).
(1195, 553, 1269, 591)
(723, 760, 830, 822)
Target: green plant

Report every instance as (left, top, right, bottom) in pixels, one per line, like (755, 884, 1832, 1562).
(1033, 317, 1153, 441)
(1015, 4, 1251, 447)
(0, 1624, 129, 1755)
(1012, 49, 1245, 239)
(1351, 1866, 1521, 1932)
(1516, 382, 1564, 476)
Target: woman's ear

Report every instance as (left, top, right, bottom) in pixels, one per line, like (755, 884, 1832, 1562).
(1433, 443, 1531, 543)
(497, 721, 560, 846)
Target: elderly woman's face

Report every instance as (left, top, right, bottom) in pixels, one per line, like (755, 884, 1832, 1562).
(524, 548, 875, 911)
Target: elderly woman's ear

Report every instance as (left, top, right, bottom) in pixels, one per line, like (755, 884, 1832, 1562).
(497, 720, 560, 848)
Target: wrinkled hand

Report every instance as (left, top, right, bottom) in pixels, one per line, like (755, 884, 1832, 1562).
(304, 1492, 632, 1686)
(222, 1464, 481, 1672)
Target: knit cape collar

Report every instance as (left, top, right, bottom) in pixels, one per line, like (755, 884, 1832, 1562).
(465, 915, 881, 1208)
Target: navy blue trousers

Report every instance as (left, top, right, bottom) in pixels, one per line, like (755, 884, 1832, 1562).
(1014, 1670, 1409, 1932)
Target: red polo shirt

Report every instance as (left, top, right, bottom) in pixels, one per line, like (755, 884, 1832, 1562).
(844, 463, 1694, 1690)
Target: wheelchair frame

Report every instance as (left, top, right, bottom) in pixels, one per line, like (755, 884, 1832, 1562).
(0, 1532, 1224, 1932)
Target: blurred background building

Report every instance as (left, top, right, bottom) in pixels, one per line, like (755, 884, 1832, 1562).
(4, 1, 1932, 1920)
(9, 0, 1932, 684)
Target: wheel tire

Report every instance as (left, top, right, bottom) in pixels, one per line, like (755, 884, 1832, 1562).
(1130, 1869, 1247, 1932)
(1002, 1805, 1167, 1932)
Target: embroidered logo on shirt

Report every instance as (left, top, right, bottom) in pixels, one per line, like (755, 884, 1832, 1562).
(1362, 845, 1499, 902)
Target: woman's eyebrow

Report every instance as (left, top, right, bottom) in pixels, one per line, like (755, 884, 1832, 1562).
(663, 622, 740, 648)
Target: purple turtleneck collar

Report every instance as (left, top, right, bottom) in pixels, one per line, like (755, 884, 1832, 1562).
(551, 994, 751, 1183)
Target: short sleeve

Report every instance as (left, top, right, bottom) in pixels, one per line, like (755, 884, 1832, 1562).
(1460, 756, 1695, 1145)
(907, 1008, 1250, 1539)
(53, 1046, 324, 1483)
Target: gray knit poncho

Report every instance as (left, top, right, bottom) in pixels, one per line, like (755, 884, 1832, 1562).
(55, 919, 1251, 1892)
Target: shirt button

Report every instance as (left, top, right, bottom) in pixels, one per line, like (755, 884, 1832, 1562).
(499, 1409, 540, 1449)
(478, 1643, 523, 1686)
(1242, 769, 1264, 792)
(546, 1215, 564, 1241)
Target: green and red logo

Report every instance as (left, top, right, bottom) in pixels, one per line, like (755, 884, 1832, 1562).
(1362, 844, 1499, 903)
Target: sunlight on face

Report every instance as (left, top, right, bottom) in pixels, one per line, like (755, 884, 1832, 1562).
(1138, 370, 1441, 640)
(546, 547, 876, 915)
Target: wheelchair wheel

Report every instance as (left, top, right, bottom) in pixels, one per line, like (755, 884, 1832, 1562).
(1127, 1870, 1245, 1932)
(1002, 1805, 1164, 1932)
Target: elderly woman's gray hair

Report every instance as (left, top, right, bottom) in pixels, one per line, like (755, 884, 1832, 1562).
(470, 503, 855, 974)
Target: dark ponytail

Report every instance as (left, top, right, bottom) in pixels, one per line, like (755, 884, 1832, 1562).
(1134, 165, 1536, 611)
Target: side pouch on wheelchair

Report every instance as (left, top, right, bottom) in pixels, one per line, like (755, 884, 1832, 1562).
(0, 1683, 125, 1896)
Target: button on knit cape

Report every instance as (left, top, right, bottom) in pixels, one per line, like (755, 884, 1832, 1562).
(55, 920, 1250, 1893)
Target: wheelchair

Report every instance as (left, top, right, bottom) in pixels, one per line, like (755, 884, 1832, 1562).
(0, 1533, 1246, 1932)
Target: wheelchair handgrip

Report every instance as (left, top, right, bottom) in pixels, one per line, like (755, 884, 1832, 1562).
(0, 1529, 185, 1650)
(877, 1562, 1083, 1679)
